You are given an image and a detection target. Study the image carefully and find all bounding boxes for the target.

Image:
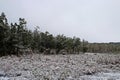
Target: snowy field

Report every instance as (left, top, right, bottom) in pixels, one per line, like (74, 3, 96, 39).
(0, 53, 120, 80)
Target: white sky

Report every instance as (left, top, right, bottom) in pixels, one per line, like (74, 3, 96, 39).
(0, 0, 120, 42)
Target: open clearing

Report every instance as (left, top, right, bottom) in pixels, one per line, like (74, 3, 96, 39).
(0, 53, 120, 80)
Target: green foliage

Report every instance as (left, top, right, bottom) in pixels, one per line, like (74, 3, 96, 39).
(0, 12, 10, 56)
(0, 13, 32, 56)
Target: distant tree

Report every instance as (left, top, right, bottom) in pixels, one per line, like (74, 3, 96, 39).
(82, 39, 88, 53)
(0, 12, 10, 56)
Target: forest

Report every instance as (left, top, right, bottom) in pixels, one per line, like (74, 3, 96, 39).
(0, 12, 120, 56)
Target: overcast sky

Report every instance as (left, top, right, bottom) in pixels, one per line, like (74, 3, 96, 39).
(0, 0, 120, 42)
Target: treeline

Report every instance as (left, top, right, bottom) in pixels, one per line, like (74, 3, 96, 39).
(88, 42, 120, 53)
(0, 12, 120, 56)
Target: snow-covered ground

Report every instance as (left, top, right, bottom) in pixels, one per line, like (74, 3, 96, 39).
(0, 53, 120, 80)
(80, 72, 120, 80)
